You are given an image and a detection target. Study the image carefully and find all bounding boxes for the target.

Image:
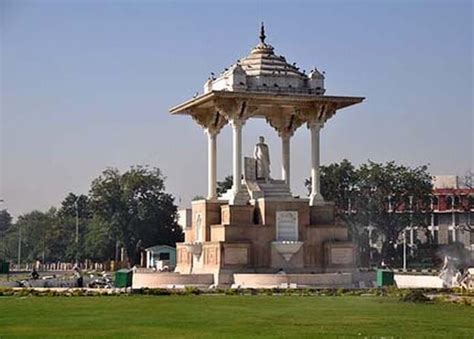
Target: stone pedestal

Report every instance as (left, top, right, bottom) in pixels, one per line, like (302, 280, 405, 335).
(175, 197, 355, 285)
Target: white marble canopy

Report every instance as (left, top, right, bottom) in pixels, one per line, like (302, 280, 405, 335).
(169, 26, 364, 206)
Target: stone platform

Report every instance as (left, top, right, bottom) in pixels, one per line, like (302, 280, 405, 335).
(233, 273, 352, 289)
(132, 271, 214, 289)
(131, 271, 356, 289)
(173, 197, 356, 286)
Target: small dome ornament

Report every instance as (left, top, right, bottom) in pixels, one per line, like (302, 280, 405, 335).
(252, 21, 274, 55)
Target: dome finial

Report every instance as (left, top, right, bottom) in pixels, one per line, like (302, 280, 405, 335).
(259, 22, 266, 44)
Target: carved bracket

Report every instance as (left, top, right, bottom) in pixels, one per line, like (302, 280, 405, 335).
(190, 108, 228, 135)
(214, 98, 259, 123)
(295, 102, 337, 129)
(265, 106, 304, 138)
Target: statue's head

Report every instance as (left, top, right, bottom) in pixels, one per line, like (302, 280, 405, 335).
(259, 136, 265, 143)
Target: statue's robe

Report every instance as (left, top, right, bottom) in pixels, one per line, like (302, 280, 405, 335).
(254, 143, 270, 180)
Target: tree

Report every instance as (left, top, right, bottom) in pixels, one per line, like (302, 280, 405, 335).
(14, 209, 63, 263)
(89, 166, 183, 265)
(305, 160, 433, 266)
(304, 159, 357, 216)
(0, 209, 12, 235)
(83, 216, 117, 262)
(0, 209, 12, 259)
(217, 175, 233, 197)
(58, 193, 92, 220)
(353, 161, 432, 266)
(58, 193, 92, 260)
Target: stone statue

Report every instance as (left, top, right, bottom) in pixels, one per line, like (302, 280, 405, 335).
(254, 136, 271, 181)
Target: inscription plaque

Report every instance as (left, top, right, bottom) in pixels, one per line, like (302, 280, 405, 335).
(276, 211, 298, 241)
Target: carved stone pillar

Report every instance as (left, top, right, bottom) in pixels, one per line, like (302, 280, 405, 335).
(231, 118, 244, 195)
(265, 108, 303, 191)
(205, 129, 218, 199)
(297, 104, 336, 206)
(281, 133, 290, 185)
(191, 109, 227, 201)
(308, 120, 324, 206)
(216, 98, 258, 205)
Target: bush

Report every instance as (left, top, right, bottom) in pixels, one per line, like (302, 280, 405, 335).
(225, 288, 241, 296)
(184, 287, 201, 295)
(457, 297, 473, 306)
(400, 290, 430, 303)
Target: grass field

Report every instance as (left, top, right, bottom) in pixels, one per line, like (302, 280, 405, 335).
(0, 295, 473, 338)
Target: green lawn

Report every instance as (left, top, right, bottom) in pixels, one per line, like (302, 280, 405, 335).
(0, 295, 473, 338)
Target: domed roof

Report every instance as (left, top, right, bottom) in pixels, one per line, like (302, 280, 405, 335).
(204, 23, 325, 95)
(238, 42, 306, 78)
(238, 24, 306, 78)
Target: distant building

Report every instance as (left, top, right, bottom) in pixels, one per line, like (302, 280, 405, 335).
(405, 175, 474, 261)
(367, 175, 474, 265)
(144, 245, 176, 270)
(416, 187, 473, 249)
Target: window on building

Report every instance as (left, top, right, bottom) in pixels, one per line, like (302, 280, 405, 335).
(470, 232, 474, 245)
(433, 214, 439, 226)
(446, 196, 453, 209)
(159, 252, 170, 260)
(454, 213, 460, 225)
(470, 211, 474, 225)
(453, 196, 460, 209)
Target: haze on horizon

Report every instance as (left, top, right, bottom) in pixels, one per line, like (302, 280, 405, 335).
(1, 0, 473, 218)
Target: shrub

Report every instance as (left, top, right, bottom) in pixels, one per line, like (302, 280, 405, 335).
(400, 290, 430, 303)
(184, 287, 201, 295)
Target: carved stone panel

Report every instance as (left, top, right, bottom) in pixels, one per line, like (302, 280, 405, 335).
(224, 247, 249, 265)
(204, 246, 219, 265)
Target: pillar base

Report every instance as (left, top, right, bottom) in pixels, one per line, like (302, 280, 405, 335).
(309, 193, 325, 206)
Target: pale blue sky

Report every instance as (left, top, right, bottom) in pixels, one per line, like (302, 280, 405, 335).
(1, 0, 473, 217)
